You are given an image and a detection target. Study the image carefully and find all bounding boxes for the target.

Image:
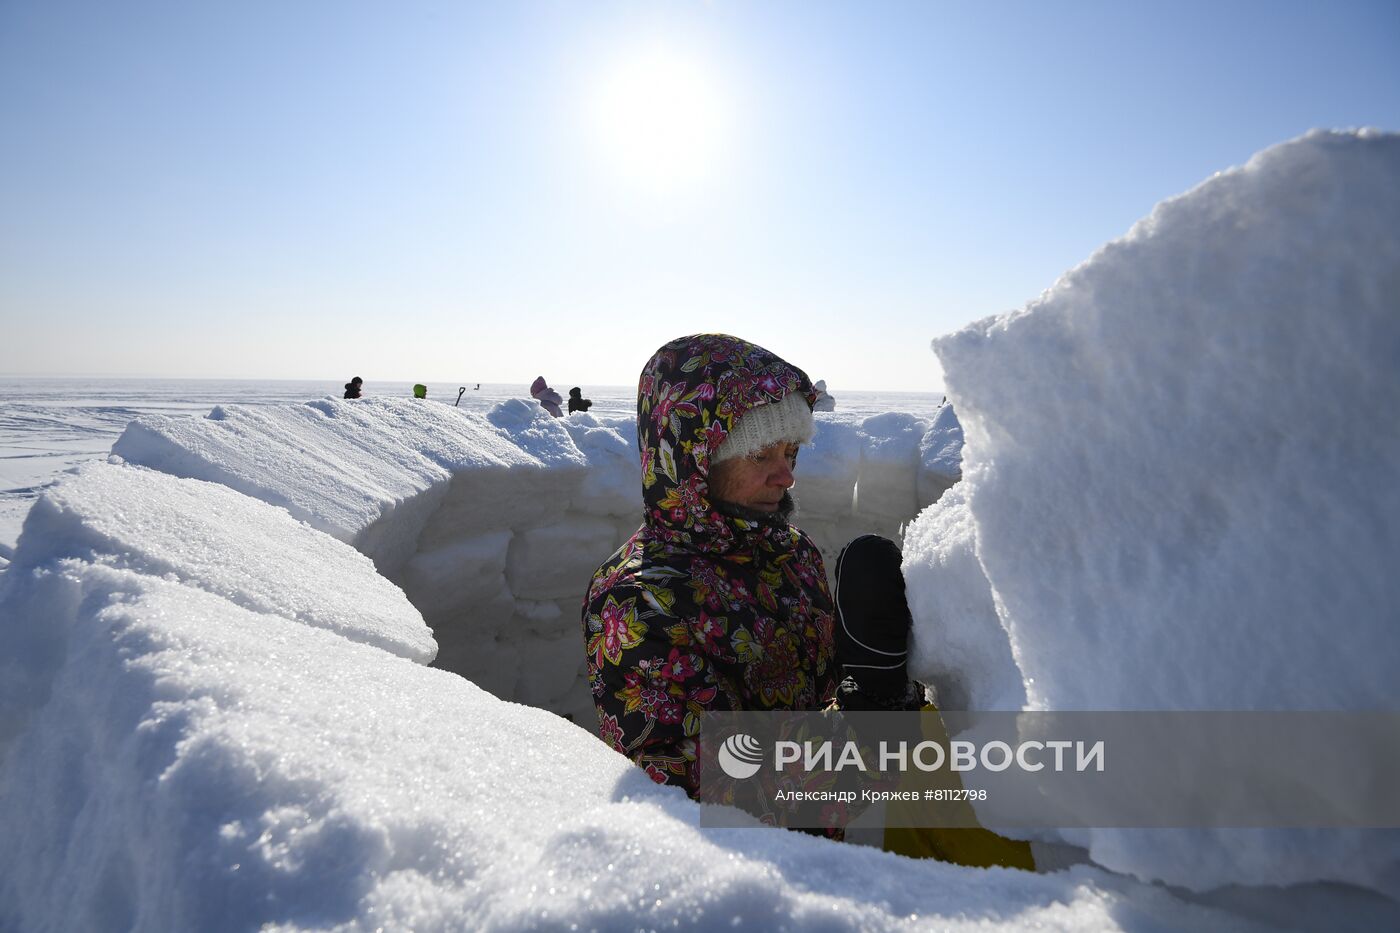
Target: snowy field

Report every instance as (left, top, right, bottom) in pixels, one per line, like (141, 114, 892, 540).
(2, 130, 1398, 931)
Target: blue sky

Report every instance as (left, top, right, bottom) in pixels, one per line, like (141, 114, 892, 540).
(2, 0, 1396, 391)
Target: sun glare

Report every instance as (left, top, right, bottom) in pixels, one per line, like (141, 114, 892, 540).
(586, 45, 730, 195)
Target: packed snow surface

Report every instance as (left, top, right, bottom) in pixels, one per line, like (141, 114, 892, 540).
(1, 130, 1397, 930)
(904, 129, 1400, 897)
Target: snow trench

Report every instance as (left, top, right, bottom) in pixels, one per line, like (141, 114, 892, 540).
(99, 397, 960, 725)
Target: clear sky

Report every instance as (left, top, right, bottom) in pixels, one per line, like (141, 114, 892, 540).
(1, 0, 1396, 391)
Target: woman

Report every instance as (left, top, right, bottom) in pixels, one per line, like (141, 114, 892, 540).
(581, 334, 1034, 869)
(582, 333, 847, 796)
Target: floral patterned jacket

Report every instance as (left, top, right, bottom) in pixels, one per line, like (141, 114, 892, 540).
(582, 334, 839, 797)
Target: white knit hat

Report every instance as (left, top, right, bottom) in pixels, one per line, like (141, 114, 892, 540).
(712, 392, 814, 464)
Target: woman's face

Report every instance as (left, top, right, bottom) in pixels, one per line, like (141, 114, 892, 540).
(708, 442, 799, 512)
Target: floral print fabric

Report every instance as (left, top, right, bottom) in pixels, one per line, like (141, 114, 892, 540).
(582, 334, 839, 796)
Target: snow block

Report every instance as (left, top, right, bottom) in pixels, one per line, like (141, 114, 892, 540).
(512, 598, 564, 634)
(918, 403, 964, 507)
(509, 629, 588, 709)
(506, 515, 619, 600)
(413, 465, 576, 547)
(853, 412, 925, 521)
(397, 531, 512, 626)
(561, 418, 641, 517)
(428, 581, 517, 667)
(926, 129, 1400, 895)
(7, 462, 435, 665)
(793, 415, 861, 518)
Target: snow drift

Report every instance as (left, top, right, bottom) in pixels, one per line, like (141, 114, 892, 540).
(904, 129, 1400, 896)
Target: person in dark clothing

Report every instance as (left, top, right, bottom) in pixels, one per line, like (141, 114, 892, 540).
(567, 387, 593, 414)
(343, 376, 363, 399)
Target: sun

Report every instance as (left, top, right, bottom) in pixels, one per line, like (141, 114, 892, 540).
(586, 45, 730, 195)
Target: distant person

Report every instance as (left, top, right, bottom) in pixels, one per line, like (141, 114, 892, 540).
(567, 386, 593, 414)
(413, 384, 427, 399)
(529, 376, 564, 418)
(343, 376, 363, 399)
(813, 379, 836, 411)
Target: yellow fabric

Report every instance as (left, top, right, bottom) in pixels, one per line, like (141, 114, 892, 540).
(880, 705, 1035, 871)
(883, 823, 1035, 870)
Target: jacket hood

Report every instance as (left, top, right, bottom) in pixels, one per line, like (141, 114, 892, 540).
(636, 333, 816, 553)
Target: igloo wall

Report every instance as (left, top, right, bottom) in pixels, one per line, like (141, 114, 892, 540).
(904, 129, 1400, 896)
(109, 396, 960, 723)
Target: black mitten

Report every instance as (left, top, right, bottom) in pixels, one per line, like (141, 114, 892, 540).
(834, 534, 912, 697)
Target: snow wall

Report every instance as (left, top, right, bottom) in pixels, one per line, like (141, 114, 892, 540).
(904, 130, 1400, 896)
(79, 397, 956, 725)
